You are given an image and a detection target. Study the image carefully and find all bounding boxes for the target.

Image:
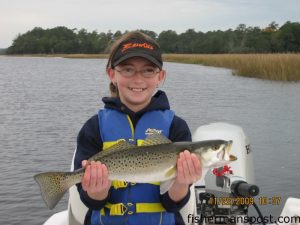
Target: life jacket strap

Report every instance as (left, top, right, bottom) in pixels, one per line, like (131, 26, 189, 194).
(101, 202, 166, 216)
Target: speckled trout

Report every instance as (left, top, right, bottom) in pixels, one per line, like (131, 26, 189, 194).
(34, 133, 236, 209)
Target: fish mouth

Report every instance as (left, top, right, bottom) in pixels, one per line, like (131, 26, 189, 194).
(225, 140, 237, 161)
(230, 155, 237, 161)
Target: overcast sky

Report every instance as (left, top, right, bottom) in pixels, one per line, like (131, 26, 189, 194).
(1, 0, 300, 48)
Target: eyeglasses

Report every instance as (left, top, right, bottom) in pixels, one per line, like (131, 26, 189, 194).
(114, 67, 160, 78)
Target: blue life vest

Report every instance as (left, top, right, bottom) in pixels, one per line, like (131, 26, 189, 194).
(91, 108, 175, 225)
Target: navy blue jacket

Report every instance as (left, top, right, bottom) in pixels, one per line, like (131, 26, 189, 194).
(74, 90, 192, 225)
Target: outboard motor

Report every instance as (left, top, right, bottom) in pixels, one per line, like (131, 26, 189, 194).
(192, 123, 259, 225)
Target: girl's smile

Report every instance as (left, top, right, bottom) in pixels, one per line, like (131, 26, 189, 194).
(128, 87, 147, 92)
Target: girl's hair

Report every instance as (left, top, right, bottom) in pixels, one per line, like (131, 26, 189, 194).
(106, 31, 160, 97)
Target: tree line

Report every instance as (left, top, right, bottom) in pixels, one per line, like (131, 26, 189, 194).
(6, 21, 300, 54)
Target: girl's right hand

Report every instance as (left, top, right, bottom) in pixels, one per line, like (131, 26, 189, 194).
(81, 160, 112, 200)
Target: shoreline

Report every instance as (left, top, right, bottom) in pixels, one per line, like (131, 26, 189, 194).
(4, 53, 300, 82)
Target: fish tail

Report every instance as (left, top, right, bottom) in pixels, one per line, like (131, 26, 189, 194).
(34, 171, 81, 209)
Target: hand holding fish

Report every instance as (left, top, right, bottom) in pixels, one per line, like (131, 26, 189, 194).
(168, 150, 202, 202)
(176, 150, 202, 185)
(81, 160, 112, 200)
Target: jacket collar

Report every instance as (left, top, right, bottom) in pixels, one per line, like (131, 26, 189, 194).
(102, 90, 170, 117)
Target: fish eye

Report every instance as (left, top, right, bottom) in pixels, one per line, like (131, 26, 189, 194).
(212, 145, 220, 150)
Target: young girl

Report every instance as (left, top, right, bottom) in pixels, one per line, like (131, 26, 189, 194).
(74, 31, 202, 225)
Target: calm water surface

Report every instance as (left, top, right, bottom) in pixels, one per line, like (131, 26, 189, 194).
(0, 56, 299, 224)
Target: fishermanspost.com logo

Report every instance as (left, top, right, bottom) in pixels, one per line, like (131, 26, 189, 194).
(187, 214, 300, 224)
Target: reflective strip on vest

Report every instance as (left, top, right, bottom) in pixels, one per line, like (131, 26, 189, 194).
(111, 181, 128, 189)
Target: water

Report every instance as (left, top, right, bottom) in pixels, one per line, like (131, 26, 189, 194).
(0, 56, 299, 224)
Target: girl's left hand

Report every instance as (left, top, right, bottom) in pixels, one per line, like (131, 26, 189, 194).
(176, 150, 202, 185)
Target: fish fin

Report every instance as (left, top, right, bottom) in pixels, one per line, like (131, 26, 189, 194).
(106, 139, 136, 151)
(165, 166, 176, 177)
(34, 171, 77, 209)
(89, 140, 135, 161)
(160, 179, 175, 194)
(141, 133, 172, 146)
(160, 166, 177, 194)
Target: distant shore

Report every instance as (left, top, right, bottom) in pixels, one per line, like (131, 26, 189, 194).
(6, 53, 300, 82)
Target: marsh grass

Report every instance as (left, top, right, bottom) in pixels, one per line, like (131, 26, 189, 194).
(62, 54, 108, 59)
(163, 54, 300, 82)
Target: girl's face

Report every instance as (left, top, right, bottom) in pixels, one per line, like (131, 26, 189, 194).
(108, 57, 165, 112)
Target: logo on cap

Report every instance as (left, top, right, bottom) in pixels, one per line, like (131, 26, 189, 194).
(121, 42, 154, 53)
